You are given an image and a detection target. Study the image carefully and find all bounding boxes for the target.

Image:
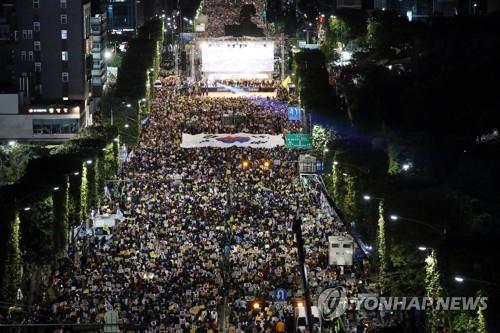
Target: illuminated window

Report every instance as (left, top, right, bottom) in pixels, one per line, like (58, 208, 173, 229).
(34, 41, 41, 51)
(61, 30, 68, 39)
(33, 22, 40, 32)
(62, 72, 69, 82)
(34, 62, 41, 72)
(61, 51, 68, 61)
(60, 0, 67, 9)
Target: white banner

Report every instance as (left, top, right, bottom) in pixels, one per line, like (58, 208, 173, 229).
(181, 133, 285, 148)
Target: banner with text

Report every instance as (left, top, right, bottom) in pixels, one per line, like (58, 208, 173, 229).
(181, 133, 285, 148)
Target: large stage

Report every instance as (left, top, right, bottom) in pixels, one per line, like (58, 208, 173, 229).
(207, 91, 276, 98)
(193, 36, 284, 81)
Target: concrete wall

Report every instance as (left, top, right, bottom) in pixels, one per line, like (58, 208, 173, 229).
(0, 114, 79, 141)
(0, 94, 19, 114)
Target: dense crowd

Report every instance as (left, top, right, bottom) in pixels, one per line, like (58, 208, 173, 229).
(201, 0, 267, 37)
(207, 79, 277, 90)
(4, 74, 368, 332)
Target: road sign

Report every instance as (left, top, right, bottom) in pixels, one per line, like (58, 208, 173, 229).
(286, 134, 312, 149)
(287, 106, 301, 121)
(273, 288, 288, 301)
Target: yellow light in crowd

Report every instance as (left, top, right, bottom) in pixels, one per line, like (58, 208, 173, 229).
(297, 302, 304, 307)
(253, 302, 260, 309)
(242, 160, 249, 168)
(263, 160, 270, 168)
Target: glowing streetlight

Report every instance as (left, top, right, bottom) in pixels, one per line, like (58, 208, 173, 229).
(454, 276, 465, 283)
(53, 186, 60, 191)
(418, 246, 428, 251)
(86, 160, 92, 165)
(124, 124, 130, 128)
(24, 207, 31, 211)
(8, 140, 16, 146)
(363, 195, 371, 201)
(126, 103, 132, 108)
(113, 137, 119, 142)
(104, 50, 112, 59)
(73, 172, 80, 176)
(390, 214, 399, 220)
(402, 163, 411, 171)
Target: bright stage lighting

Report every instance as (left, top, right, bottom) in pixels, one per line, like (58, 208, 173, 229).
(200, 41, 275, 77)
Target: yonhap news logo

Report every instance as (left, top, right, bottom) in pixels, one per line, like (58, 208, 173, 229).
(317, 288, 488, 320)
(318, 287, 348, 320)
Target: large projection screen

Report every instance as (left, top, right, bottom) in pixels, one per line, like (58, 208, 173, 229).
(200, 41, 274, 79)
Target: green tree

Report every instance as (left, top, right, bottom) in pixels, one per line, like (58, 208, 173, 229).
(53, 177, 69, 257)
(20, 197, 55, 264)
(377, 201, 389, 292)
(1, 212, 22, 302)
(424, 249, 446, 333)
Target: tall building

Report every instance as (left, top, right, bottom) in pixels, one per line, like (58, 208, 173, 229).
(0, 0, 93, 142)
(107, 0, 145, 34)
(91, 10, 108, 97)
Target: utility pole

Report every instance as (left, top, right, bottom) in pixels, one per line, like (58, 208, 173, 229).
(293, 209, 314, 333)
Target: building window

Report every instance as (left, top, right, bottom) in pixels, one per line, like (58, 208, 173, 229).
(33, 118, 79, 135)
(62, 72, 69, 82)
(60, 15, 67, 25)
(34, 41, 41, 51)
(33, 0, 39, 8)
(61, 51, 68, 61)
(28, 51, 34, 61)
(27, 30, 33, 39)
(61, 30, 67, 39)
(22, 30, 28, 39)
(60, 0, 67, 9)
(33, 22, 40, 32)
(34, 62, 41, 72)
(21, 51, 26, 61)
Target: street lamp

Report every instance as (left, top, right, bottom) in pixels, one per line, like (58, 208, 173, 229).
(363, 194, 384, 202)
(8, 140, 16, 146)
(389, 214, 446, 238)
(124, 124, 130, 128)
(104, 50, 112, 59)
(453, 275, 500, 287)
(418, 246, 429, 251)
(126, 103, 132, 108)
(86, 160, 92, 165)
(73, 172, 80, 176)
(23, 207, 31, 211)
(53, 186, 60, 191)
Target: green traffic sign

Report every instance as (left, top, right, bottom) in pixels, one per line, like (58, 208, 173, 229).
(285, 134, 312, 149)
